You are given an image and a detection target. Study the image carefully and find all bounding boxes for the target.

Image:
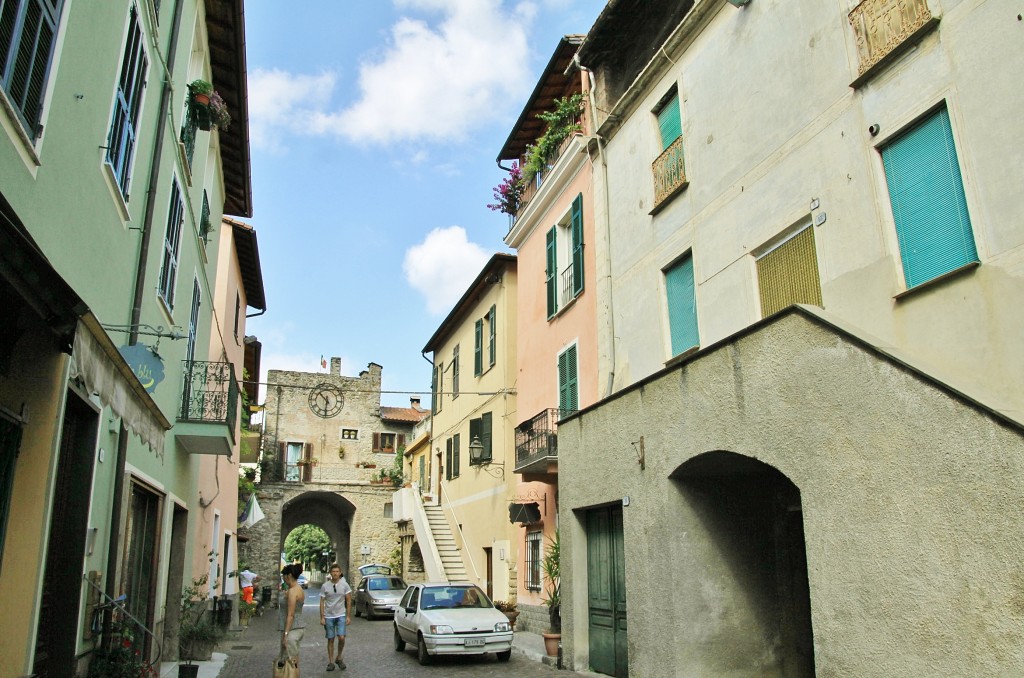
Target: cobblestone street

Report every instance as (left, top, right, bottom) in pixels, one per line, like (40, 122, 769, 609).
(207, 587, 588, 678)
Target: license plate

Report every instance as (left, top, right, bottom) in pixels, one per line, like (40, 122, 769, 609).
(464, 638, 485, 647)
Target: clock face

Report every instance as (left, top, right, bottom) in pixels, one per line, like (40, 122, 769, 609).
(308, 383, 344, 418)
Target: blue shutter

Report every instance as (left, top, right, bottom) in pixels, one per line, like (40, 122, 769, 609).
(882, 106, 977, 288)
(474, 319, 483, 376)
(546, 227, 558, 318)
(571, 193, 584, 297)
(666, 255, 699, 356)
(657, 92, 681, 151)
(0, 0, 62, 138)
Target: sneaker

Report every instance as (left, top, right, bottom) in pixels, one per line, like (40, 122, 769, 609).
(326, 662, 335, 671)
(336, 659, 346, 670)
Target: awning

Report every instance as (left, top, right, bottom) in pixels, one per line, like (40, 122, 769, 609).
(508, 502, 541, 524)
(70, 314, 170, 457)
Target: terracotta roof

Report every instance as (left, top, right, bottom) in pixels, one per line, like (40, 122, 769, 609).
(380, 406, 429, 424)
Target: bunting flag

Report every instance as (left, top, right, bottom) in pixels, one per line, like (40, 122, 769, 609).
(239, 493, 265, 528)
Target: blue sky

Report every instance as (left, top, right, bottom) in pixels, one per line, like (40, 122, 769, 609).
(243, 0, 606, 406)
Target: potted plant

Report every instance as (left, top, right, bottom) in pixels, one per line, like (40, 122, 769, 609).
(493, 600, 519, 630)
(85, 611, 155, 678)
(208, 90, 231, 131)
(487, 162, 524, 216)
(187, 79, 213, 131)
(238, 598, 257, 627)
(522, 93, 585, 184)
(541, 530, 561, 656)
(179, 575, 222, 674)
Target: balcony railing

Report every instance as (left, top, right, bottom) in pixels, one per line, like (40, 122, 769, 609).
(178, 360, 238, 442)
(849, 0, 934, 78)
(560, 263, 575, 309)
(652, 135, 688, 208)
(516, 112, 585, 218)
(515, 408, 574, 474)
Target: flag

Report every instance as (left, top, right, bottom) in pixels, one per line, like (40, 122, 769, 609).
(321, 355, 327, 369)
(239, 493, 265, 528)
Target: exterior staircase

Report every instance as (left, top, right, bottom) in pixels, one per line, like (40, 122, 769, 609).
(423, 504, 468, 582)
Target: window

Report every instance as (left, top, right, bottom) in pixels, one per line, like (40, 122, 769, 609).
(384, 502, 393, 519)
(546, 193, 585, 318)
(468, 412, 492, 465)
(180, 93, 198, 167)
(0, 0, 63, 139)
(106, 5, 148, 199)
(525, 531, 542, 592)
(652, 88, 687, 206)
(285, 442, 303, 482)
(881, 105, 978, 289)
(656, 90, 682, 151)
(373, 432, 401, 452)
(488, 305, 496, 368)
(445, 434, 460, 480)
(665, 254, 699, 356)
(185, 278, 200, 364)
(451, 345, 459, 399)
(558, 344, 578, 412)
(0, 412, 24, 573)
(474, 318, 483, 376)
(757, 227, 822, 317)
(341, 429, 358, 440)
(158, 179, 185, 309)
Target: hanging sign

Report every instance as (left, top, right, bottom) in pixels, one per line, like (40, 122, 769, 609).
(118, 343, 165, 393)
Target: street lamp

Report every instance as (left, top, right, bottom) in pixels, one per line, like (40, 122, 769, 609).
(469, 436, 504, 477)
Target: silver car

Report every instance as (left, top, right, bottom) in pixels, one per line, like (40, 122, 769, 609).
(393, 583, 512, 665)
(354, 575, 407, 620)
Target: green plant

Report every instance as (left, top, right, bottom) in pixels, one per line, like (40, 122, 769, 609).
(522, 93, 585, 183)
(542, 530, 560, 633)
(208, 90, 231, 131)
(387, 543, 403, 576)
(86, 612, 157, 678)
(179, 575, 223, 664)
(188, 79, 213, 97)
(238, 598, 258, 619)
(493, 600, 517, 613)
(372, 447, 404, 487)
(238, 470, 255, 515)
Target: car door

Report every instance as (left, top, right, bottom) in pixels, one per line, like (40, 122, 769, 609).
(396, 586, 420, 641)
(356, 578, 368, 614)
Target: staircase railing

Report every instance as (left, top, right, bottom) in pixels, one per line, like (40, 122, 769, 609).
(439, 480, 481, 583)
(395, 487, 445, 582)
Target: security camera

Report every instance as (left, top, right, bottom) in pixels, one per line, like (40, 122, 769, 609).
(868, 123, 880, 137)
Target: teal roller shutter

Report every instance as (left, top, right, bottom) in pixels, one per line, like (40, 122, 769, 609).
(882, 106, 977, 288)
(571, 193, 584, 296)
(666, 255, 699, 356)
(657, 93, 681, 151)
(546, 226, 557, 318)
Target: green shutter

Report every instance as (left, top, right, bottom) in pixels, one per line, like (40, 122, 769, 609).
(481, 412, 492, 463)
(559, 345, 578, 412)
(431, 364, 438, 414)
(474, 319, 483, 376)
(452, 346, 459, 398)
(665, 255, 699, 356)
(445, 438, 452, 480)
(657, 92, 682, 151)
(453, 433, 460, 478)
(571, 193, 584, 296)
(546, 226, 557, 318)
(882, 106, 977, 288)
(488, 305, 496, 367)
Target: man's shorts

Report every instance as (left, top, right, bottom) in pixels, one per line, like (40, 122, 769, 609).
(324, 616, 347, 639)
(285, 628, 304, 658)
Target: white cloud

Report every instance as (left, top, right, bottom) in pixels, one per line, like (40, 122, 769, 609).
(247, 1, 537, 149)
(403, 226, 491, 314)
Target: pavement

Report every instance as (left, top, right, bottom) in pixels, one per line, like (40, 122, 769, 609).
(156, 598, 576, 677)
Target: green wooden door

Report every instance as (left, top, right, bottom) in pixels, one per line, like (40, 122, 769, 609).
(587, 505, 628, 676)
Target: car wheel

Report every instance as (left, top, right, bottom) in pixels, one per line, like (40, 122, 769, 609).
(393, 625, 406, 652)
(366, 606, 375, 621)
(417, 634, 432, 665)
(354, 602, 361, 618)
(497, 649, 512, 663)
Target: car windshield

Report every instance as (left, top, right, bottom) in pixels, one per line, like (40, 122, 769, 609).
(369, 577, 406, 591)
(420, 586, 491, 609)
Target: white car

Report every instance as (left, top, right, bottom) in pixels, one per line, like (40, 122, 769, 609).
(393, 583, 513, 665)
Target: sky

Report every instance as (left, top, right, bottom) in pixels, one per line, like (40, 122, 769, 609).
(243, 0, 607, 407)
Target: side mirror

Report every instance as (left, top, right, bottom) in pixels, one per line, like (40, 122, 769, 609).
(405, 606, 416, 614)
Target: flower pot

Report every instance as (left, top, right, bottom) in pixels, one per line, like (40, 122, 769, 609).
(192, 93, 211, 106)
(178, 664, 200, 678)
(503, 610, 519, 630)
(542, 632, 560, 656)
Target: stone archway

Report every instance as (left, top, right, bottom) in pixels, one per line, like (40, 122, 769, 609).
(281, 491, 357, 578)
(669, 451, 815, 677)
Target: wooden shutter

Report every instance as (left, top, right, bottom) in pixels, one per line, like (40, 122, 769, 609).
(452, 346, 459, 397)
(431, 364, 438, 414)
(453, 434, 460, 478)
(488, 305, 496, 367)
(571, 193, 584, 296)
(372, 432, 381, 452)
(474, 319, 483, 376)
(469, 418, 480, 463)
(397, 434, 406, 450)
(302, 443, 312, 482)
(546, 226, 557, 318)
(665, 254, 700, 355)
(882, 106, 978, 288)
(757, 227, 822, 318)
(445, 438, 452, 480)
(481, 412, 492, 463)
(559, 345, 578, 412)
(657, 92, 682, 150)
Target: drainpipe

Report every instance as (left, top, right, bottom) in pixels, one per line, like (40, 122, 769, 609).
(420, 350, 435, 502)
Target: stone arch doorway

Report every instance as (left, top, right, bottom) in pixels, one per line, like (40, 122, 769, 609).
(670, 450, 815, 677)
(281, 491, 357, 579)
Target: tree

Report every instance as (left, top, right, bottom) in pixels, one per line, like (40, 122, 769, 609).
(284, 524, 331, 569)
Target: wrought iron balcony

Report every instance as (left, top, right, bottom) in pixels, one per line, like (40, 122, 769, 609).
(176, 360, 239, 456)
(652, 135, 688, 209)
(514, 408, 574, 476)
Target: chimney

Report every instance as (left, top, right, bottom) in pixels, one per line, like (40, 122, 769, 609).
(330, 357, 341, 376)
(410, 396, 421, 410)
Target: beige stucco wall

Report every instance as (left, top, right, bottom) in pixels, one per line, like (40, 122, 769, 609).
(559, 309, 1024, 676)
(593, 0, 1024, 420)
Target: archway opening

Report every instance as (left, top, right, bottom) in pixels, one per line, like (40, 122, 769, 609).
(670, 451, 815, 677)
(281, 491, 357, 582)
